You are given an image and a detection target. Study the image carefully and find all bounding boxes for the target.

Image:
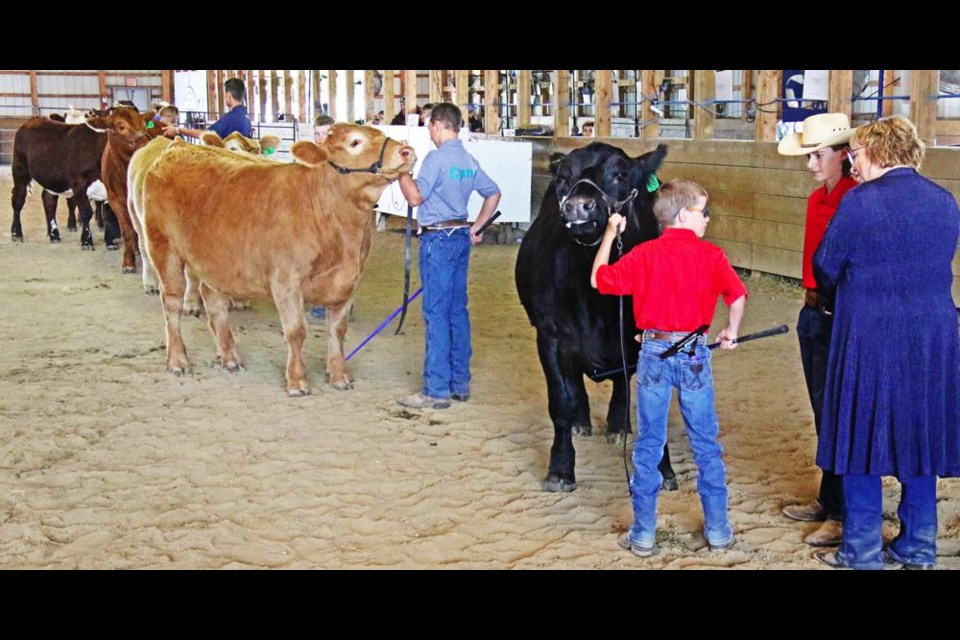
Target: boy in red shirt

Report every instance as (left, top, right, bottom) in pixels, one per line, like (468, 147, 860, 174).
(591, 178, 747, 557)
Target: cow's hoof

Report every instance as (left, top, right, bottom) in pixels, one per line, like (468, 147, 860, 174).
(662, 475, 679, 492)
(50, 238, 61, 244)
(11, 235, 23, 243)
(169, 367, 189, 377)
(287, 386, 311, 397)
(67, 225, 78, 232)
(230, 298, 251, 311)
(330, 380, 354, 391)
(106, 243, 120, 252)
(222, 359, 242, 372)
(143, 286, 160, 295)
(542, 475, 577, 493)
(184, 306, 204, 318)
(81, 245, 94, 251)
(122, 266, 136, 274)
(573, 424, 593, 437)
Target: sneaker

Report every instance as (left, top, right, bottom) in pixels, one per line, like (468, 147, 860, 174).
(396, 392, 451, 410)
(815, 550, 852, 570)
(803, 519, 842, 547)
(310, 307, 326, 319)
(708, 538, 735, 552)
(451, 392, 470, 402)
(617, 533, 656, 558)
(782, 500, 827, 523)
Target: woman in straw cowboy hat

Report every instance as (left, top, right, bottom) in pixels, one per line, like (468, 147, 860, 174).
(777, 112, 857, 548)
(812, 115, 960, 570)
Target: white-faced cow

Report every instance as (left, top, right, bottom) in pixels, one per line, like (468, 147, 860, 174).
(129, 124, 416, 396)
(516, 141, 677, 492)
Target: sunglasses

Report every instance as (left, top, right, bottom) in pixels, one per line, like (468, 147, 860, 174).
(675, 206, 710, 219)
(846, 145, 865, 165)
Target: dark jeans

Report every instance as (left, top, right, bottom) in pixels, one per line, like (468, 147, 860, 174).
(797, 304, 844, 521)
(838, 474, 937, 569)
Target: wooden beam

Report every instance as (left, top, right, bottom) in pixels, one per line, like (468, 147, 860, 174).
(328, 70, 338, 120)
(755, 69, 780, 142)
(29, 70, 38, 115)
(384, 70, 395, 123)
(742, 69, 753, 103)
(98, 70, 107, 109)
(517, 69, 531, 128)
(640, 69, 660, 139)
(882, 69, 895, 117)
(828, 69, 852, 120)
(258, 70, 267, 123)
(345, 69, 355, 123)
(693, 69, 715, 140)
(403, 69, 417, 121)
(456, 69, 469, 115)
(484, 69, 499, 134)
(270, 70, 280, 121)
(595, 69, 612, 137)
(283, 70, 293, 117)
(364, 69, 375, 122)
(556, 70, 570, 136)
(911, 70, 938, 146)
(207, 71, 218, 117)
(161, 69, 172, 104)
(429, 69, 442, 104)
(298, 70, 307, 123)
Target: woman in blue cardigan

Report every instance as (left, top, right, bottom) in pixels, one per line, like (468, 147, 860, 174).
(813, 115, 960, 570)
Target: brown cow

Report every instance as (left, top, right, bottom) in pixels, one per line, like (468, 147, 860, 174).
(130, 124, 416, 395)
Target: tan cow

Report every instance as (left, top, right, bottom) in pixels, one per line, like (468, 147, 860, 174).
(130, 124, 416, 396)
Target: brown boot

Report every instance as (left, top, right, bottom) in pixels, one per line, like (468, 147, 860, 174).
(804, 519, 842, 547)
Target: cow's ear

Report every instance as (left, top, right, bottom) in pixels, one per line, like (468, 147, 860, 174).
(549, 152, 567, 176)
(85, 112, 112, 130)
(200, 131, 224, 147)
(259, 135, 282, 156)
(635, 143, 668, 176)
(291, 140, 327, 166)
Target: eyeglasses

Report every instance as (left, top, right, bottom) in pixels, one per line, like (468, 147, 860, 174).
(675, 206, 710, 219)
(846, 146, 865, 165)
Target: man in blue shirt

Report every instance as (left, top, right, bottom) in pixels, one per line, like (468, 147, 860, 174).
(396, 102, 501, 409)
(165, 77, 252, 139)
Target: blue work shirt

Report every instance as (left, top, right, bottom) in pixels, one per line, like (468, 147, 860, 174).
(414, 139, 500, 227)
(210, 105, 252, 138)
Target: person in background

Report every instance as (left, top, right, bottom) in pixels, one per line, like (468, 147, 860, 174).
(776, 112, 857, 549)
(157, 104, 180, 127)
(395, 103, 501, 410)
(813, 115, 960, 570)
(166, 77, 252, 139)
(581, 121, 595, 137)
(467, 107, 483, 133)
(420, 103, 434, 126)
(314, 114, 335, 143)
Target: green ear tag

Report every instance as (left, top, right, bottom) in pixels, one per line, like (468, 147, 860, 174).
(264, 146, 275, 155)
(646, 174, 660, 193)
(146, 120, 155, 129)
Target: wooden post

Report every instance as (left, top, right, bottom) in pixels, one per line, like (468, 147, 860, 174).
(384, 70, 395, 123)
(456, 69, 469, 114)
(911, 70, 938, 146)
(640, 69, 660, 139)
(595, 69, 612, 136)
(429, 69, 442, 104)
(364, 69, 376, 122)
(160, 69, 172, 104)
(882, 69, 895, 117)
(29, 70, 39, 115)
(404, 69, 417, 121)
(298, 70, 307, 123)
(328, 70, 338, 120)
(484, 69, 499, 134)
(311, 69, 322, 120)
(345, 69, 355, 123)
(556, 70, 570, 136)
(517, 69, 531, 129)
(258, 70, 267, 122)
(828, 69, 852, 120)
(755, 69, 780, 142)
(270, 70, 280, 121)
(98, 70, 107, 109)
(282, 70, 292, 118)
(742, 69, 753, 103)
(692, 69, 715, 140)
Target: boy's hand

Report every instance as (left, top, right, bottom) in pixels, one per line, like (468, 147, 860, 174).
(715, 327, 739, 350)
(607, 213, 627, 235)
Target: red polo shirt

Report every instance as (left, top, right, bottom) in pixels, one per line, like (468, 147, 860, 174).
(801, 176, 857, 290)
(595, 228, 747, 332)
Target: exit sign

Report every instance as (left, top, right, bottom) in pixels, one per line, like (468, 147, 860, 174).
(125, 77, 137, 87)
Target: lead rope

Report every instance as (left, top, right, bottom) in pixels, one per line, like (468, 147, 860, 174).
(394, 203, 414, 335)
(615, 230, 633, 493)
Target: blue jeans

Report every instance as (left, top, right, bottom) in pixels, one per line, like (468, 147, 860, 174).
(626, 337, 732, 548)
(797, 305, 844, 521)
(838, 474, 937, 569)
(418, 228, 472, 399)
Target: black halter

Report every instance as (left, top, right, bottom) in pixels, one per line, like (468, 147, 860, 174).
(327, 138, 390, 176)
(559, 178, 639, 246)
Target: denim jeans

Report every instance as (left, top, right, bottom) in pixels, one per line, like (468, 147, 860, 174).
(839, 474, 937, 569)
(797, 305, 844, 521)
(626, 337, 732, 548)
(418, 228, 472, 399)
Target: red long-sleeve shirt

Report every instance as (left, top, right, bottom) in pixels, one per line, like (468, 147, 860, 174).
(801, 176, 857, 290)
(595, 228, 747, 332)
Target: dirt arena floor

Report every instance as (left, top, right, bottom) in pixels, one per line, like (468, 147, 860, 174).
(1, 165, 958, 569)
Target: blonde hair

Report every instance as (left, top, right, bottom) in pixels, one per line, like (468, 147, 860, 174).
(652, 179, 708, 227)
(851, 115, 925, 170)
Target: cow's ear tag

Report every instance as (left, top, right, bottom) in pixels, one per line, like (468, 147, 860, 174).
(646, 174, 660, 193)
(146, 121, 155, 129)
(264, 146, 275, 156)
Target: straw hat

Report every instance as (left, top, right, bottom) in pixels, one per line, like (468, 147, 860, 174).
(777, 112, 854, 156)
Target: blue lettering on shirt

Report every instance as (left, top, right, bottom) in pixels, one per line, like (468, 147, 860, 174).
(449, 167, 477, 180)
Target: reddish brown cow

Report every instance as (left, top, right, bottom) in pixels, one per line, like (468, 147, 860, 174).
(10, 113, 142, 249)
(130, 124, 416, 396)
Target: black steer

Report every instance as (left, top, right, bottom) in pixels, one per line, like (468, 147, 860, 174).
(516, 141, 676, 492)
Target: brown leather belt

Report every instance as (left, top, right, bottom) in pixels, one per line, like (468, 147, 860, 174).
(643, 329, 707, 342)
(422, 219, 468, 231)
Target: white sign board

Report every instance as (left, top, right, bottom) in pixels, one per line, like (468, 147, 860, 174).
(373, 125, 532, 224)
